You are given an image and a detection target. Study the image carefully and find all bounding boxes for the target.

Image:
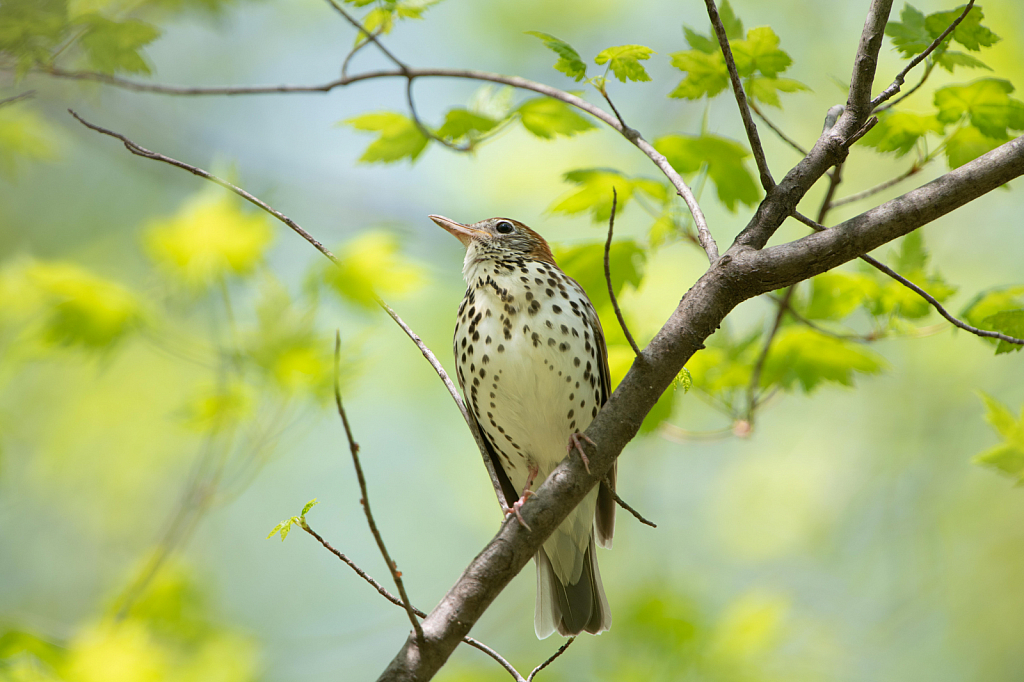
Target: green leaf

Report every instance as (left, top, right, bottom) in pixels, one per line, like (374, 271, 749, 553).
(865, 233, 957, 319)
(973, 393, 1024, 480)
(549, 169, 653, 222)
(745, 76, 809, 108)
(961, 285, 1024, 327)
(76, 14, 160, 75)
(267, 518, 296, 541)
(673, 367, 693, 392)
(925, 5, 999, 52)
(683, 26, 717, 54)
(943, 124, 1003, 168)
(554, 239, 645, 308)
(668, 50, 729, 99)
(0, 103, 59, 177)
(435, 108, 498, 141)
(860, 111, 943, 156)
(301, 498, 319, 517)
(356, 7, 394, 45)
(761, 328, 885, 393)
(654, 133, 760, 211)
(526, 31, 587, 81)
(885, 4, 931, 57)
(0, 0, 68, 72)
(982, 310, 1024, 354)
(345, 112, 429, 163)
(894, 230, 928, 272)
(718, 0, 744, 39)
(595, 44, 655, 83)
(803, 271, 880, 321)
(934, 78, 1024, 139)
(516, 97, 595, 139)
(731, 26, 792, 78)
(323, 231, 425, 308)
(934, 50, 991, 73)
(144, 191, 274, 290)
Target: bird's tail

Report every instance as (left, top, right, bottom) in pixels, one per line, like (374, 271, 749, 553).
(534, 531, 610, 638)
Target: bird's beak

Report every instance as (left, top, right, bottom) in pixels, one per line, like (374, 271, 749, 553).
(429, 215, 488, 247)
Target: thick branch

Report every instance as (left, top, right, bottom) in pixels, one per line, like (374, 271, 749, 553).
(704, 0, 773, 190)
(378, 131, 1024, 682)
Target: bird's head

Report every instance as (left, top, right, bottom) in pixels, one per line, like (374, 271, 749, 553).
(429, 215, 556, 266)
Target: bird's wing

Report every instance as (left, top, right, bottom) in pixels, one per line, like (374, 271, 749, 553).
(467, 399, 520, 511)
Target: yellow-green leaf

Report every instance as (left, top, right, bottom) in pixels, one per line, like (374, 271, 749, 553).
(144, 192, 274, 290)
(595, 44, 654, 83)
(346, 112, 429, 163)
(323, 231, 425, 309)
(516, 97, 595, 139)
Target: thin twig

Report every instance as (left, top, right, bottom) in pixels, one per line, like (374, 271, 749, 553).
(301, 522, 527, 681)
(604, 189, 641, 356)
(871, 0, 976, 109)
(334, 333, 424, 643)
(874, 62, 934, 113)
(323, 0, 408, 71)
(791, 211, 1024, 346)
(0, 91, 35, 108)
(770, 293, 881, 341)
(704, 0, 774, 191)
(831, 162, 922, 207)
(43, 66, 718, 262)
(341, 27, 385, 78)
(605, 474, 656, 528)
(749, 99, 808, 157)
(746, 286, 793, 420)
(68, 110, 339, 264)
(526, 637, 575, 682)
(70, 109, 510, 510)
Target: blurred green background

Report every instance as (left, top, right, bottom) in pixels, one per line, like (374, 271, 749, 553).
(2, 0, 1024, 680)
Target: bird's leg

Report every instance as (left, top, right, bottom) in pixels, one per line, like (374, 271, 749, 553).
(504, 463, 539, 531)
(567, 431, 596, 474)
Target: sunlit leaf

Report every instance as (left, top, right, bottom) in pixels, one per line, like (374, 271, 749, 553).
(654, 133, 759, 211)
(549, 169, 635, 222)
(943, 123, 1003, 168)
(345, 112, 429, 163)
(683, 26, 717, 54)
(934, 50, 991, 73)
(861, 111, 944, 156)
(300, 498, 319, 517)
(761, 328, 885, 393)
(322, 231, 425, 308)
(668, 50, 729, 100)
(974, 392, 1024, 480)
(934, 78, 1024, 139)
(525, 31, 587, 81)
(718, 0, 744, 39)
(181, 382, 253, 431)
(885, 4, 931, 56)
(75, 14, 159, 75)
(745, 76, 809, 108)
(981, 310, 1024, 354)
(0, 0, 68, 72)
(803, 271, 880, 320)
(144, 192, 274, 290)
(731, 26, 792, 78)
(516, 97, 595, 139)
(925, 5, 999, 52)
(435, 108, 498, 141)
(64, 621, 169, 682)
(961, 285, 1024, 328)
(267, 518, 295, 541)
(594, 44, 655, 82)
(554, 239, 645, 310)
(0, 103, 59, 177)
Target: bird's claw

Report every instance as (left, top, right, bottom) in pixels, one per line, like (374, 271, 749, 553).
(504, 490, 535, 531)
(567, 431, 595, 474)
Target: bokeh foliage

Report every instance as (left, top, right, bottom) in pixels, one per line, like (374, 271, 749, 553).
(2, 0, 1024, 680)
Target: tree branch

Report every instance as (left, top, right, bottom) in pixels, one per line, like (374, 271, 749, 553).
(871, 0, 975, 110)
(334, 333, 423, 643)
(704, 0, 773, 191)
(41, 64, 718, 262)
(790, 211, 1024, 346)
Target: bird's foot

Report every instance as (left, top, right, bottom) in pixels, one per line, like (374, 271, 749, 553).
(503, 463, 540, 531)
(567, 431, 596, 474)
(504, 490, 535, 531)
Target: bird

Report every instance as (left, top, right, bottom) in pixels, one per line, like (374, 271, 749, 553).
(429, 214, 615, 638)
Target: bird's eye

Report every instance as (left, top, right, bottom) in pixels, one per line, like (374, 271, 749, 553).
(495, 221, 514, 234)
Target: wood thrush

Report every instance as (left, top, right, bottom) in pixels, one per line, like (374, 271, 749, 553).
(430, 214, 615, 638)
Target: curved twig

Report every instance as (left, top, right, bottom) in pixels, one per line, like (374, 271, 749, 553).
(791, 211, 1024, 346)
(300, 522, 525, 681)
(334, 333, 423, 643)
(831, 162, 922, 207)
(41, 67, 718, 262)
(526, 637, 575, 682)
(604, 189, 641, 356)
(748, 99, 808, 157)
(0, 91, 35, 108)
(704, 0, 773, 191)
(871, 0, 975, 110)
